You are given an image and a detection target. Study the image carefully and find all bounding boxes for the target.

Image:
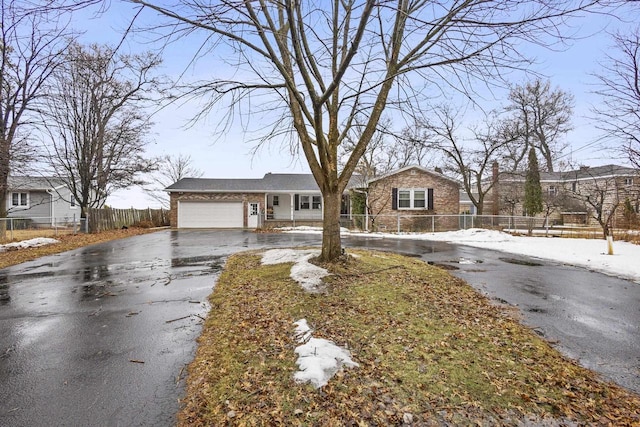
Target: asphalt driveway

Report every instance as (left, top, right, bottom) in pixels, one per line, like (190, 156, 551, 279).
(0, 230, 319, 427)
(0, 230, 638, 426)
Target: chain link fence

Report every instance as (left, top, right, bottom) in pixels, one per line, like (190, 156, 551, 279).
(0, 216, 87, 243)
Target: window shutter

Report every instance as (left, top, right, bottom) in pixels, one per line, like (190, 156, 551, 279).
(391, 188, 398, 210)
(427, 188, 434, 210)
(294, 194, 299, 211)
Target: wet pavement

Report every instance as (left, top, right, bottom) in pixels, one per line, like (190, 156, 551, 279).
(345, 235, 640, 394)
(0, 230, 638, 426)
(0, 230, 318, 427)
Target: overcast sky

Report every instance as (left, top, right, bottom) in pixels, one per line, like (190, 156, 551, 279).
(69, 2, 640, 208)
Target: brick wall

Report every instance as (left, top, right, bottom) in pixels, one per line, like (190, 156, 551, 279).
(367, 168, 459, 231)
(169, 192, 265, 227)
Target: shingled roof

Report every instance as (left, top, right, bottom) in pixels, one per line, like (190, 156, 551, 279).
(165, 173, 363, 193)
(8, 176, 67, 191)
(499, 164, 638, 183)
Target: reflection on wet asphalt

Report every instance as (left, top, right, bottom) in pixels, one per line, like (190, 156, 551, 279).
(0, 230, 638, 427)
(0, 230, 319, 427)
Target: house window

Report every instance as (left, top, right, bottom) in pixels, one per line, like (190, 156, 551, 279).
(396, 189, 433, 210)
(312, 196, 321, 210)
(625, 177, 633, 186)
(571, 182, 577, 192)
(11, 192, 28, 207)
(548, 186, 557, 196)
(300, 195, 310, 209)
(272, 195, 279, 206)
(70, 196, 77, 208)
(398, 190, 411, 208)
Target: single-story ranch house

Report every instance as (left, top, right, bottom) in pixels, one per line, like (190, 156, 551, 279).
(165, 165, 460, 229)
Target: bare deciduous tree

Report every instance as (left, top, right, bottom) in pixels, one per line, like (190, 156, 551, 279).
(567, 167, 623, 239)
(42, 42, 162, 218)
(0, 1, 76, 218)
(420, 106, 519, 215)
(144, 153, 204, 208)
(507, 79, 574, 172)
(591, 28, 640, 168)
(134, 0, 621, 261)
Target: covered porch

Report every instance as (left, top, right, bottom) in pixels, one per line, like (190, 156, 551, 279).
(263, 192, 352, 223)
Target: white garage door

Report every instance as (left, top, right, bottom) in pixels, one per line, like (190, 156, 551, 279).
(178, 201, 243, 228)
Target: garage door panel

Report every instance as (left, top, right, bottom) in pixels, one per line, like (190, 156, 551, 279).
(178, 201, 243, 228)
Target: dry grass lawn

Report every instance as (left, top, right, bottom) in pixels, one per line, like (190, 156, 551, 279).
(0, 228, 157, 270)
(179, 250, 640, 426)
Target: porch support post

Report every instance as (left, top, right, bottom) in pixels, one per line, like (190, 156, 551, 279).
(264, 193, 268, 220)
(290, 193, 295, 220)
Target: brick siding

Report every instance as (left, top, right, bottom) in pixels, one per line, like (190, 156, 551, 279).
(367, 168, 460, 231)
(169, 192, 265, 228)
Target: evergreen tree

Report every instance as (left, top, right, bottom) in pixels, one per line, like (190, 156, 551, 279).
(524, 148, 543, 217)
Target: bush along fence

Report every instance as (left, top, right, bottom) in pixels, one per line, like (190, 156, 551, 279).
(87, 208, 169, 233)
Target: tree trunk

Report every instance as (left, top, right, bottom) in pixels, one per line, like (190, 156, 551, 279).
(320, 188, 342, 262)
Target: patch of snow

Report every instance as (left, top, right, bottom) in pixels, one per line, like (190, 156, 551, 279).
(290, 254, 330, 293)
(277, 226, 351, 234)
(292, 319, 359, 389)
(0, 237, 59, 253)
(261, 248, 318, 265)
(275, 226, 640, 283)
(293, 319, 313, 343)
(261, 249, 329, 293)
(391, 228, 640, 283)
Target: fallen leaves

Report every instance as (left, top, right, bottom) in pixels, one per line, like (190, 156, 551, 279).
(0, 228, 156, 270)
(178, 250, 640, 426)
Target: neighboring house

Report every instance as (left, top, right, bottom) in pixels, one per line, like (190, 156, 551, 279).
(165, 166, 460, 229)
(6, 176, 79, 226)
(364, 166, 460, 231)
(492, 164, 640, 227)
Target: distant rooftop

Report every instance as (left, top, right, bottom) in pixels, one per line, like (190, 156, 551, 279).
(8, 176, 67, 191)
(499, 164, 638, 182)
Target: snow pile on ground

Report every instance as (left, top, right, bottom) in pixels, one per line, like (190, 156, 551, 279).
(0, 237, 59, 253)
(261, 249, 330, 293)
(278, 226, 352, 234)
(279, 227, 640, 283)
(413, 228, 640, 283)
(418, 228, 517, 243)
(292, 319, 359, 389)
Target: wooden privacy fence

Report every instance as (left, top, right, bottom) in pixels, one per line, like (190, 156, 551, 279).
(87, 208, 169, 233)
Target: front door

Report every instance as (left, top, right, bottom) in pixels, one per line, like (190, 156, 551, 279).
(248, 202, 259, 228)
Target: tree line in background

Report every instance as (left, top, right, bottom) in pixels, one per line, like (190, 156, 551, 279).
(0, 0, 207, 220)
(0, 1, 639, 260)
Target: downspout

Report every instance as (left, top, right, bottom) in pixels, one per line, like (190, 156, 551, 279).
(46, 188, 55, 227)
